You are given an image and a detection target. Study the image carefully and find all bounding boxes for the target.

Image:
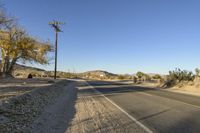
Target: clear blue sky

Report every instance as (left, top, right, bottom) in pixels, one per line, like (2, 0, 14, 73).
(2, 0, 200, 74)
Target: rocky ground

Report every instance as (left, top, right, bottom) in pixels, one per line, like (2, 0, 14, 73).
(0, 78, 69, 133)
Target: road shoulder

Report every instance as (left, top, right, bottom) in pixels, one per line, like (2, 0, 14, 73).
(66, 81, 148, 133)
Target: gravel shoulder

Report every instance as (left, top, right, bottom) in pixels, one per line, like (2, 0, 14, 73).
(29, 80, 77, 133)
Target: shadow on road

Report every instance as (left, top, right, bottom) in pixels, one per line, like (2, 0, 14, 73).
(78, 81, 155, 96)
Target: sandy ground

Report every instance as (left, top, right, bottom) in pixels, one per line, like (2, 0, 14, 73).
(135, 82, 200, 97)
(167, 86, 200, 97)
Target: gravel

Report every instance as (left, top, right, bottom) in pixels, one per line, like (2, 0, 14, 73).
(0, 80, 69, 133)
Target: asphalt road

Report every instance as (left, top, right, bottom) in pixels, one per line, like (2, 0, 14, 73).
(83, 80, 200, 133)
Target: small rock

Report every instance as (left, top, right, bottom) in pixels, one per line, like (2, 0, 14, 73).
(48, 80, 55, 83)
(0, 115, 10, 124)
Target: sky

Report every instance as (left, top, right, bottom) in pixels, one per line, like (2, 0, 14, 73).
(2, 0, 200, 74)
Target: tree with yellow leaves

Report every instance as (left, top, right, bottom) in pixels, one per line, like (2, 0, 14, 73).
(0, 9, 52, 77)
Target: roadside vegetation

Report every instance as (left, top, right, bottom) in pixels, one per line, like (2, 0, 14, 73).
(132, 68, 200, 90)
(162, 68, 195, 88)
(136, 71, 151, 81)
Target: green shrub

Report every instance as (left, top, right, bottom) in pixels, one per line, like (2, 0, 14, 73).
(195, 68, 200, 77)
(136, 71, 151, 81)
(136, 71, 145, 79)
(168, 68, 195, 82)
(118, 75, 125, 80)
(133, 76, 137, 83)
(153, 74, 162, 79)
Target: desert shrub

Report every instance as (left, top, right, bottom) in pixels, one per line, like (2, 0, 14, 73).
(15, 73, 22, 77)
(133, 76, 137, 83)
(153, 74, 162, 79)
(118, 75, 125, 80)
(195, 68, 200, 77)
(136, 71, 151, 81)
(168, 68, 195, 82)
(163, 79, 177, 87)
(145, 74, 151, 80)
(136, 71, 145, 79)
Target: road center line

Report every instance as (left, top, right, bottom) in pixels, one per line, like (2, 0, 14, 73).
(139, 92, 153, 96)
(85, 81, 153, 133)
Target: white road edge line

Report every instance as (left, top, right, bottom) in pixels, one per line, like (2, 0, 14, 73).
(85, 81, 153, 133)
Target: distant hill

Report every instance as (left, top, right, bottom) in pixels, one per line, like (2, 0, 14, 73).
(80, 70, 118, 79)
(84, 70, 117, 76)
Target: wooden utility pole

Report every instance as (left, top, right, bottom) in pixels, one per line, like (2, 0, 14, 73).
(49, 20, 64, 79)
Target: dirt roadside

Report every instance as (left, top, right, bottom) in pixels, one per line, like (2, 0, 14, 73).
(135, 83, 200, 97)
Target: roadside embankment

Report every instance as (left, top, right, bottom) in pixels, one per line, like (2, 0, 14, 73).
(0, 79, 69, 133)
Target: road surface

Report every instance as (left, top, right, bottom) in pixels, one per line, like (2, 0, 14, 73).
(81, 80, 200, 133)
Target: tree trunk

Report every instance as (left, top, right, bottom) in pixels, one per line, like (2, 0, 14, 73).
(7, 58, 17, 75)
(0, 53, 16, 78)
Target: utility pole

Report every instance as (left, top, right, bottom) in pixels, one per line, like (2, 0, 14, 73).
(49, 20, 64, 79)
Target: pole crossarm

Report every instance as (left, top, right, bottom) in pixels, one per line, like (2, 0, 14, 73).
(49, 21, 65, 32)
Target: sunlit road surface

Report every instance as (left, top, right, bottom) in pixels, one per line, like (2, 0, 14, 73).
(79, 80, 200, 133)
